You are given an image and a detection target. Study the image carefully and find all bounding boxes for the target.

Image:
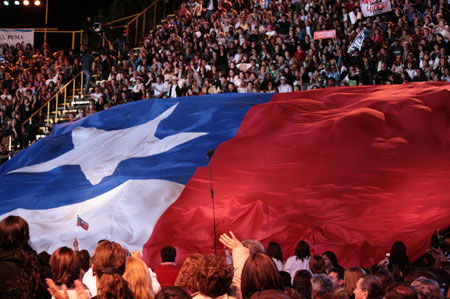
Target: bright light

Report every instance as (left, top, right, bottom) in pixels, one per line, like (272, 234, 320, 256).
(34, 0, 40, 5)
(14, 0, 19, 4)
(3, 0, 10, 5)
(23, 0, 29, 4)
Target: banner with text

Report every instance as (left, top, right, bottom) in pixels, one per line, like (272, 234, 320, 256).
(314, 30, 336, 40)
(0, 29, 34, 47)
(360, 0, 392, 17)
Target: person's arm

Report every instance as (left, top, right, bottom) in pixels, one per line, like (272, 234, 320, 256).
(219, 231, 249, 299)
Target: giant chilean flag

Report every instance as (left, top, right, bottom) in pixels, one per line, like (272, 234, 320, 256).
(1, 82, 449, 269)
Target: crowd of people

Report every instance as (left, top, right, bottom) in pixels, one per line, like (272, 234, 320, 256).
(1, 0, 450, 154)
(1, 215, 449, 299)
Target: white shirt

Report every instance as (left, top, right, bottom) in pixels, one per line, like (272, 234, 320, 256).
(284, 255, 311, 282)
(272, 258, 285, 272)
(278, 83, 293, 93)
(82, 266, 161, 296)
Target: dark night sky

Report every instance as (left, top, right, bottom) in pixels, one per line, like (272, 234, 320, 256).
(0, 0, 111, 30)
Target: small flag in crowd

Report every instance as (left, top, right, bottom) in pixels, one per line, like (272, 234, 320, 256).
(348, 28, 371, 53)
(77, 215, 89, 231)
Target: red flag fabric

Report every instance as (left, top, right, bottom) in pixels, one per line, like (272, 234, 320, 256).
(143, 82, 450, 269)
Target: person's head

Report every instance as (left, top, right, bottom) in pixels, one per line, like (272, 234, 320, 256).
(344, 267, 364, 295)
(123, 256, 154, 299)
(322, 251, 339, 270)
(0, 215, 30, 250)
(293, 269, 312, 295)
(328, 268, 344, 291)
(353, 274, 382, 299)
(311, 274, 334, 298)
(91, 240, 132, 299)
(160, 245, 176, 263)
(309, 255, 326, 274)
(197, 254, 233, 298)
(374, 269, 395, 293)
(250, 289, 291, 298)
(384, 283, 418, 299)
(411, 277, 444, 299)
(242, 239, 265, 256)
(175, 253, 203, 293)
(49, 246, 80, 288)
(77, 249, 91, 273)
(267, 242, 283, 262)
(294, 241, 310, 260)
(242, 252, 283, 299)
(155, 286, 191, 299)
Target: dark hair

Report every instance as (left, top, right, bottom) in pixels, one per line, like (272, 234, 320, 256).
(242, 253, 283, 299)
(294, 241, 310, 260)
(267, 242, 283, 262)
(197, 254, 233, 298)
(250, 289, 291, 298)
(329, 267, 344, 281)
(359, 274, 383, 299)
(77, 249, 91, 272)
(293, 269, 312, 295)
(0, 216, 42, 298)
(50, 246, 80, 288)
(389, 241, 411, 273)
(374, 269, 395, 292)
(322, 251, 340, 268)
(155, 286, 191, 299)
(384, 283, 418, 299)
(279, 271, 292, 288)
(309, 255, 326, 274)
(160, 245, 176, 262)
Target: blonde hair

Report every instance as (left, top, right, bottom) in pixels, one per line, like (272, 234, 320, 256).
(123, 256, 155, 299)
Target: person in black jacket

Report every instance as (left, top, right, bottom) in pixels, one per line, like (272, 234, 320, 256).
(0, 215, 49, 298)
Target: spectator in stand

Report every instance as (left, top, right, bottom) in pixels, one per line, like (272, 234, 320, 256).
(153, 245, 180, 289)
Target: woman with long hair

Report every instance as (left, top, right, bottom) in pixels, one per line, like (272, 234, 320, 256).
(241, 253, 284, 299)
(91, 241, 133, 299)
(123, 256, 155, 299)
(267, 241, 285, 272)
(285, 241, 311, 280)
(0, 215, 45, 298)
(343, 267, 365, 299)
(49, 246, 90, 298)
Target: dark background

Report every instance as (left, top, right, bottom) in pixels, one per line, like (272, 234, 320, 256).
(0, 0, 111, 30)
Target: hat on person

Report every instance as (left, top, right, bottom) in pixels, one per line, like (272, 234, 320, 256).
(280, 76, 287, 81)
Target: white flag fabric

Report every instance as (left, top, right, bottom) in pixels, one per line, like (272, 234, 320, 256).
(348, 28, 371, 53)
(360, 0, 392, 17)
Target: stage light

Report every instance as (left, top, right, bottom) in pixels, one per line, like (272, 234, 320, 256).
(34, 0, 40, 5)
(3, 0, 10, 6)
(14, 0, 20, 4)
(23, 0, 29, 4)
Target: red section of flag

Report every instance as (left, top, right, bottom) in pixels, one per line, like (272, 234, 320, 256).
(143, 82, 450, 269)
(77, 215, 89, 231)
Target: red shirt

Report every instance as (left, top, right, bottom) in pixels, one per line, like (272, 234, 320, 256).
(153, 263, 180, 288)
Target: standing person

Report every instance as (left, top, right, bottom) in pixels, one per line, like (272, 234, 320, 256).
(266, 241, 285, 272)
(123, 256, 155, 299)
(285, 240, 312, 281)
(0, 215, 47, 298)
(153, 246, 180, 289)
(80, 47, 95, 95)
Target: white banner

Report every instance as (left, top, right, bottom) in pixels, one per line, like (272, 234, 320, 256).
(360, 0, 392, 17)
(0, 29, 34, 47)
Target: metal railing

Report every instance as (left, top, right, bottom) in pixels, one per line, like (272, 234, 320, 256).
(126, 0, 183, 49)
(22, 71, 85, 131)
